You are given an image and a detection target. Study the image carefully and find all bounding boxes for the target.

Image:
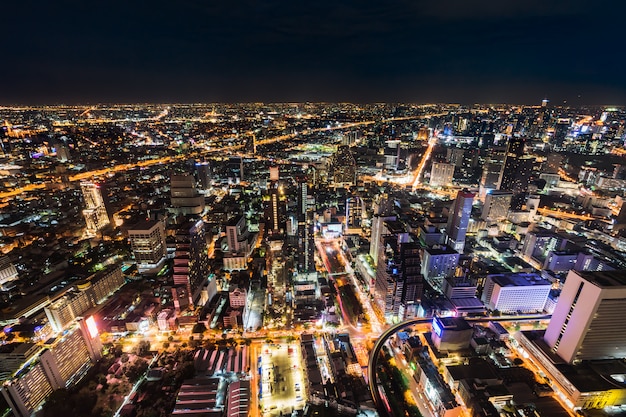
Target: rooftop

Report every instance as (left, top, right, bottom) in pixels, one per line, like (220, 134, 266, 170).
(490, 273, 550, 288)
(578, 270, 626, 288)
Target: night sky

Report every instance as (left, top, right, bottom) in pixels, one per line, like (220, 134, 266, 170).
(2, 0, 625, 104)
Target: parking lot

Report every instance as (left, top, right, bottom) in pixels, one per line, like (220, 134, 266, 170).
(260, 342, 306, 416)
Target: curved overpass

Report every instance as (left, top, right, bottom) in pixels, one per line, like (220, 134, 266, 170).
(367, 318, 432, 414)
(367, 314, 552, 413)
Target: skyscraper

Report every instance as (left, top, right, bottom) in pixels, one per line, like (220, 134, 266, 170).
(265, 167, 284, 235)
(544, 270, 626, 363)
(500, 137, 535, 195)
(170, 174, 205, 215)
(128, 219, 167, 273)
(81, 182, 110, 235)
(345, 196, 364, 230)
(172, 220, 209, 311)
(330, 145, 357, 186)
(373, 221, 422, 323)
(481, 191, 513, 222)
(552, 118, 571, 149)
(479, 146, 506, 198)
(195, 161, 212, 190)
(446, 190, 474, 253)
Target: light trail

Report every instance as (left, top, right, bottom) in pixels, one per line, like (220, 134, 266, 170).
(411, 136, 437, 190)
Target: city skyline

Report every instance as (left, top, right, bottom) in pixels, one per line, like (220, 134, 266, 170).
(2, 0, 626, 104)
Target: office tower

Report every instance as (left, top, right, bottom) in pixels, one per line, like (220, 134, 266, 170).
(1, 326, 98, 417)
(383, 140, 401, 172)
(430, 162, 455, 187)
(172, 220, 209, 311)
(373, 221, 422, 323)
(128, 219, 167, 273)
(226, 156, 244, 183)
(421, 245, 460, 289)
(445, 190, 474, 253)
(226, 215, 248, 254)
(369, 194, 396, 266)
(481, 273, 551, 314)
(81, 181, 110, 234)
(446, 148, 465, 167)
(345, 196, 364, 230)
(265, 180, 284, 235)
(170, 174, 205, 215)
(481, 191, 513, 222)
(552, 118, 571, 149)
(479, 146, 506, 198)
(330, 145, 357, 186)
(0, 255, 18, 291)
(195, 161, 212, 190)
(223, 214, 256, 271)
(44, 264, 124, 332)
(544, 270, 626, 363)
(500, 137, 535, 194)
(295, 176, 312, 273)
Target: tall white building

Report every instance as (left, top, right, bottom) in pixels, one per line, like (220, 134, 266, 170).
(544, 270, 626, 363)
(481, 191, 513, 222)
(481, 273, 551, 314)
(446, 190, 474, 253)
(128, 220, 167, 273)
(81, 182, 109, 234)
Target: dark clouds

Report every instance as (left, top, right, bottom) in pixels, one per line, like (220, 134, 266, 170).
(1, 0, 625, 104)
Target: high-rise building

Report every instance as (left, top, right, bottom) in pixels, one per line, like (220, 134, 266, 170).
(430, 162, 455, 187)
(170, 174, 205, 215)
(330, 145, 357, 186)
(265, 180, 284, 235)
(195, 161, 212, 190)
(172, 220, 209, 311)
(481, 191, 513, 222)
(446, 190, 474, 253)
(45, 264, 124, 332)
(446, 148, 465, 167)
(544, 270, 626, 363)
(479, 146, 507, 198)
(500, 137, 535, 194)
(128, 219, 167, 273)
(1, 324, 99, 417)
(345, 196, 364, 230)
(373, 221, 422, 323)
(81, 182, 109, 235)
(421, 245, 460, 290)
(383, 140, 401, 172)
(552, 118, 571, 149)
(481, 273, 551, 314)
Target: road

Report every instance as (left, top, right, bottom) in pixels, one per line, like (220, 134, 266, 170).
(412, 136, 438, 190)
